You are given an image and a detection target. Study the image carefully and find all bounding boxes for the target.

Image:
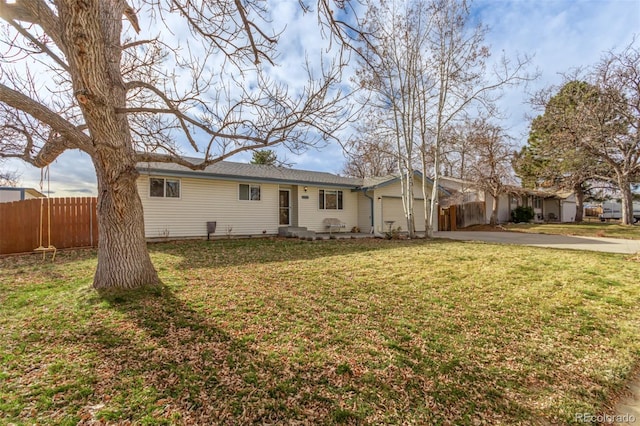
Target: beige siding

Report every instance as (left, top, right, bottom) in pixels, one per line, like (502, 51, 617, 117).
(290, 186, 299, 227)
(297, 186, 358, 232)
(138, 175, 280, 238)
(138, 172, 444, 237)
(561, 202, 577, 222)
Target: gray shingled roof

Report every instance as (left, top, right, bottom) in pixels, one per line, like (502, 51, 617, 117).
(362, 175, 397, 188)
(360, 172, 451, 195)
(137, 157, 364, 188)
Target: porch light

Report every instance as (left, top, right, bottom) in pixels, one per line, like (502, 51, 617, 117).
(304, 186, 308, 192)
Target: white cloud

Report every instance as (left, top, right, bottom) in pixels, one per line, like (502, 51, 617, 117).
(474, 0, 639, 145)
(4, 0, 638, 195)
(6, 150, 96, 195)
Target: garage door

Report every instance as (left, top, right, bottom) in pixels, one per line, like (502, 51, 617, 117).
(381, 198, 426, 232)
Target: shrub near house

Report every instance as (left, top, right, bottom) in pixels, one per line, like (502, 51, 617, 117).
(511, 206, 535, 223)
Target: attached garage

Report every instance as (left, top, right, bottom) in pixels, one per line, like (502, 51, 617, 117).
(380, 196, 427, 233)
(361, 172, 449, 234)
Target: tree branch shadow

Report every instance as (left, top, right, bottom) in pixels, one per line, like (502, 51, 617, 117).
(86, 284, 344, 423)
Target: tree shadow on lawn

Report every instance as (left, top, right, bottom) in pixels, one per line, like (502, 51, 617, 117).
(85, 282, 540, 425)
(89, 284, 361, 424)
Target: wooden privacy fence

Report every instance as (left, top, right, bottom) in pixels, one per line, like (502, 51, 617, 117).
(455, 201, 486, 229)
(438, 205, 457, 231)
(0, 197, 98, 255)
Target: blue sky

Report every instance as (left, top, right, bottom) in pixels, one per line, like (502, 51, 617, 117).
(4, 0, 639, 196)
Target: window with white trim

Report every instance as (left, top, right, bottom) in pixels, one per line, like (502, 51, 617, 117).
(150, 177, 180, 198)
(239, 184, 261, 201)
(533, 197, 542, 209)
(319, 189, 343, 210)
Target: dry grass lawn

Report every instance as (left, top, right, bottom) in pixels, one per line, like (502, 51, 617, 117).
(1, 238, 639, 425)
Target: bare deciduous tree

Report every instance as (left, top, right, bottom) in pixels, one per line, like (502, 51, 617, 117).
(354, 0, 533, 237)
(464, 118, 517, 225)
(421, 0, 533, 237)
(0, 0, 356, 290)
(355, 0, 436, 237)
(588, 42, 640, 225)
(342, 116, 397, 178)
(0, 159, 19, 187)
(520, 41, 640, 225)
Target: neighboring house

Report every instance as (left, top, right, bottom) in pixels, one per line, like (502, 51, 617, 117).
(437, 177, 515, 225)
(0, 187, 45, 203)
(136, 158, 448, 239)
(514, 189, 577, 223)
(437, 177, 578, 225)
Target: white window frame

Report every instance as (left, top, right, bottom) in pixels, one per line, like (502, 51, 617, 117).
(239, 183, 261, 201)
(533, 197, 542, 209)
(319, 189, 344, 210)
(149, 177, 181, 199)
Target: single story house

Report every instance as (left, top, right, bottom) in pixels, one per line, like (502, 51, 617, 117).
(136, 159, 449, 239)
(514, 189, 577, 223)
(0, 187, 46, 203)
(437, 177, 578, 225)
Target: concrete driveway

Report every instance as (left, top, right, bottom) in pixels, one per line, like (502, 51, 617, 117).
(434, 231, 640, 254)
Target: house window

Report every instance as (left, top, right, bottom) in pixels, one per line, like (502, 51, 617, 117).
(239, 184, 261, 201)
(319, 189, 343, 210)
(150, 177, 180, 198)
(533, 197, 542, 209)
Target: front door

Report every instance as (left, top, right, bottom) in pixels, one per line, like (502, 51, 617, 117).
(279, 190, 290, 225)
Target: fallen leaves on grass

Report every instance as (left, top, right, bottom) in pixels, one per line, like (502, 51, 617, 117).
(1, 240, 640, 425)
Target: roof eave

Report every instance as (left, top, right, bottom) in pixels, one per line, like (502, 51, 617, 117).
(137, 166, 361, 189)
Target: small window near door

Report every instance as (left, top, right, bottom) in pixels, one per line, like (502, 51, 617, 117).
(239, 184, 261, 201)
(319, 189, 343, 210)
(150, 177, 180, 198)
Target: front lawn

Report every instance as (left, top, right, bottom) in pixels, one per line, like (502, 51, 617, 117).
(1, 238, 639, 425)
(505, 222, 640, 240)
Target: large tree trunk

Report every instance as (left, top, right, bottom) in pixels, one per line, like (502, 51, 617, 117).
(93, 155, 159, 290)
(59, 1, 160, 290)
(489, 193, 499, 225)
(618, 174, 634, 226)
(574, 183, 584, 222)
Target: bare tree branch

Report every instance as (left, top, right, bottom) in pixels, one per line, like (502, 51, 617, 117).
(4, 18, 69, 71)
(0, 0, 363, 289)
(0, 0, 64, 49)
(0, 83, 92, 162)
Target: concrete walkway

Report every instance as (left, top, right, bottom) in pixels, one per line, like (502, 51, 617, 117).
(614, 373, 639, 425)
(434, 231, 640, 254)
